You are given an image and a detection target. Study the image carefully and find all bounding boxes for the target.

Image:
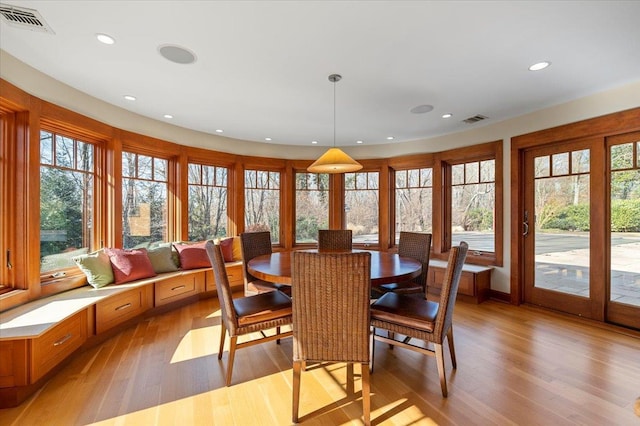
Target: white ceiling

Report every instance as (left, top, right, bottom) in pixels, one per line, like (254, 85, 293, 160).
(1, 1, 640, 147)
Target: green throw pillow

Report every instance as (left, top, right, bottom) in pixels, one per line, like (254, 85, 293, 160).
(73, 250, 114, 289)
(147, 245, 180, 273)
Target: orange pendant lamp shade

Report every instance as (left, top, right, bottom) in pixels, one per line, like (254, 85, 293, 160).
(307, 147, 363, 173)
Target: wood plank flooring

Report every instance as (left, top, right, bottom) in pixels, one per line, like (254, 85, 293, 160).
(1, 296, 639, 425)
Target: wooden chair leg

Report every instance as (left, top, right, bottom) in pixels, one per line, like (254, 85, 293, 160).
(369, 328, 375, 373)
(276, 326, 281, 344)
(447, 327, 457, 369)
(218, 322, 227, 360)
(346, 363, 354, 395)
(292, 361, 302, 423)
(361, 363, 371, 426)
(435, 343, 448, 397)
(225, 336, 238, 387)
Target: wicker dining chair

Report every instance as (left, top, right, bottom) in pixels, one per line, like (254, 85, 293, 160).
(205, 240, 293, 386)
(317, 229, 353, 251)
(240, 231, 292, 296)
(371, 231, 432, 296)
(370, 241, 468, 397)
(291, 251, 372, 425)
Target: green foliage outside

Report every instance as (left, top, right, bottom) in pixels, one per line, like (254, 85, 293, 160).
(465, 208, 493, 232)
(40, 167, 85, 258)
(543, 200, 640, 232)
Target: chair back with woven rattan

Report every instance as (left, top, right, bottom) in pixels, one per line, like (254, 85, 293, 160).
(433, 241, 468, 342)
(206, 240, 238, 335)
(240, 231, 272, 284)
(291, 250, 370, 363)
(397, 231, 432, 292)
(317, 229, 353, 251)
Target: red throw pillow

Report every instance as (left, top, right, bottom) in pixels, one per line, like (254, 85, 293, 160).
(219, 237, 234, 262)
(174, 241, 211, 269)
(104, 248, 156, 284)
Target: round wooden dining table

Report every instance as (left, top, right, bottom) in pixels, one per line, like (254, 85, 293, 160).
(247, 249, 422, 286)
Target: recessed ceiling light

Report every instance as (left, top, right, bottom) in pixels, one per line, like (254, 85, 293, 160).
(163, 114, 173, 119)
(158, 44, 197, 64)
(386, 136, 394, 140)
(311, 140, 318, 144)
(215, 129, 224, 133)
(410, 104, 434, 114)
(442, 113, 453, 119)
(528, 61, 551, 71)
(265, 137, 272, 141)
(356, 140, 363, 144)
(96, 33, 115, 45)
(123, 95, 136, 101)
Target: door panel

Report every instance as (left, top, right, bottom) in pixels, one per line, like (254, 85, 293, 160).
(607, 133, 640, 329)
(523, 141, 595, 317)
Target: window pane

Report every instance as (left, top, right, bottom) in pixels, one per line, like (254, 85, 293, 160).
(188, 164, 228, 241)
(122, 152, 168, 248)
(421, 168, 432, 186)
(154, 158, 167, 181)
(245, 169, 280, 243)
(188, 164, 200, 184)
(55, 135, 74, 168)
(535, 155, 550, 178)
(465, 162, 479, 184)
(451, 182, 495, 251)
(40, 135, 95, 273)
(77, 141, 93, 171)
(216, 167, 227, 186)
(552, 152, 569, 175)
(611, 143, 633, 170)
(345, 173, 356, 190)
(295, 172, 329, 243)
(480, 159, 495, 182)
(571, 149, 590, 174)
(452, 164, 464, 185)
(407, 169, 419, 187)
(138, 155, 152, 179)
(396, 170, 407, 188)
(346, 172, 379, 245)
(40, 131, 53, 165)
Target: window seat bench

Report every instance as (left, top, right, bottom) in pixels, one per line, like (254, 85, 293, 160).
(0, 261, 243, 408)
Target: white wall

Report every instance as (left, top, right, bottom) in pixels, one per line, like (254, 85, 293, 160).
(2, 49, 640, 293)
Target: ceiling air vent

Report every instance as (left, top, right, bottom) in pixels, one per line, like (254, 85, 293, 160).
(0, 3, 55, 34)
(462, 114, 488, 124)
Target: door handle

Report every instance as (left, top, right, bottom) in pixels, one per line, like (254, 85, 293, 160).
(523, 210, 529, 237)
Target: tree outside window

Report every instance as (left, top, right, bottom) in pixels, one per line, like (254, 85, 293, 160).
(188, 163, 228, 240)
(122, 152, 168, 248)
(245, 169, 280, 243)
(395, 167, 432, 244)
(345, 171, 379, 245)
(295, 172, 329, 243)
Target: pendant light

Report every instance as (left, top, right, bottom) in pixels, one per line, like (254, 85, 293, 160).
(307, 74, 363, 174)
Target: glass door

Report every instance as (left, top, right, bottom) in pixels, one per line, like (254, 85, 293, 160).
(607, 133, 640, 329)
(523, 140, 595, 317)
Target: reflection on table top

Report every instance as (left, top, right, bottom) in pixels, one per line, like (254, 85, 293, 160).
(247, 249, 422, 286)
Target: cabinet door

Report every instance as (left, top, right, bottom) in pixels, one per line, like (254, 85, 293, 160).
(96, 286, 151, 334)
(155, 272, 205, 306)
(31, 310, 87, 382)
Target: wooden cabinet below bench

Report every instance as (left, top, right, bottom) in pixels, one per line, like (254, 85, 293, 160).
(155, 272, 205, 306)
(427, 260, 492, 304)
(205, 261, 244, 292)
(96, 286, 152, 334)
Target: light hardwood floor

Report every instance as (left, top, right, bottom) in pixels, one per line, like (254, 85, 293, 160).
(1, 296, 639, 425)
